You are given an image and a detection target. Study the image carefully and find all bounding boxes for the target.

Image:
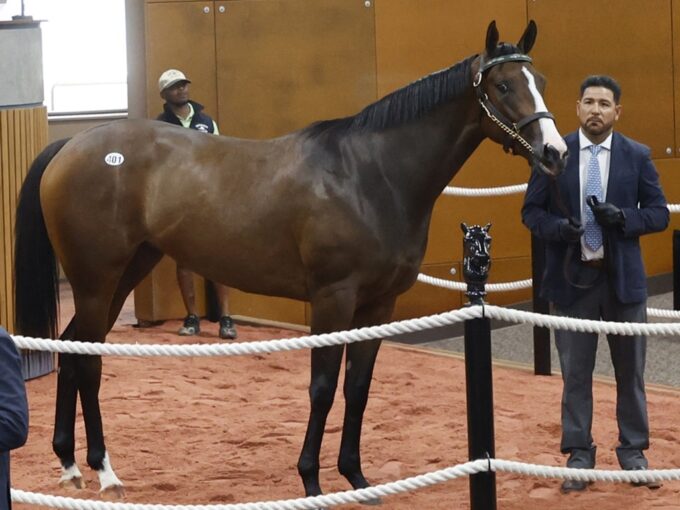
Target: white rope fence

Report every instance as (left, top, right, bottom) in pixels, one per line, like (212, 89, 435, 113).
(416, 273, 680, 319)
(13, 458, 680, 510)
(416, 273, 532, 292)
(13, 302, 680, 508)
(483, 304, 680, 336)
(11, 307, 484, 357)
(443, 183, 527, 196)
(441, 182, 680, 212)
(11, 301, 680, 358)
(12, 182, 680, 508)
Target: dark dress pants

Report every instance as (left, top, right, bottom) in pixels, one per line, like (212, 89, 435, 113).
(552, 277, 649, 470)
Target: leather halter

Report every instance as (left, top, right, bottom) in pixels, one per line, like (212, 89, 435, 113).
(473, 53, 555, 154)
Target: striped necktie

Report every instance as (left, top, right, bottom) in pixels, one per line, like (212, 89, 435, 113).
(583, 144, 603, 251)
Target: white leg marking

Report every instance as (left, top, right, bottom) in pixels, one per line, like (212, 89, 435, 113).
(97, 452, 124, 492)
(59, 463, 83, 485)
(521, 66, 568, 156)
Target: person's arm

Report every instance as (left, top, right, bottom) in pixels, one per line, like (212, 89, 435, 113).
(619, 149, 669, 238)
(0, 329, 29, 452)
(522, 168, 579, 242)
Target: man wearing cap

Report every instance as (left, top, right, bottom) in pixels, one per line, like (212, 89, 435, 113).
(156, 69, 237, 340)
(157, 69, 218, 134)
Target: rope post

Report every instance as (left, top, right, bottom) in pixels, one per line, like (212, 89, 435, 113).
(674, 230, 680, 310)
(461, 223, 497, 510)
(530, 234, 551, 375)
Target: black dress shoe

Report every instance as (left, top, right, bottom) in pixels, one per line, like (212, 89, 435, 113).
(560, 479, 590, 494)
(628, 466, 662, 489)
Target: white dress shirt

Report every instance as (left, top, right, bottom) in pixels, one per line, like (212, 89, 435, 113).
(578, 129, 613, 260)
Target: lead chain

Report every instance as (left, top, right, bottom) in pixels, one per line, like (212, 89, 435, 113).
(478, 99, 535, 154)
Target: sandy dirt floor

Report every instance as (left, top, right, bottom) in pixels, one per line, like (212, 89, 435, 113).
(11, 293, 680, 510)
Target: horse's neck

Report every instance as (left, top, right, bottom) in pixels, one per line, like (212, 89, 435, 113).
(369, 93, 484, 213)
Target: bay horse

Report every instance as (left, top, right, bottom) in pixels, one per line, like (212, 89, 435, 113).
(15, 20, 566, 501)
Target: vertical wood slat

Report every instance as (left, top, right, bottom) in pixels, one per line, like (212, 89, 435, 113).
(0, 106, 50, 380)
(0, 111, 5, 326)
(0, 106, 48, 332)
(0, 109, 10, 333)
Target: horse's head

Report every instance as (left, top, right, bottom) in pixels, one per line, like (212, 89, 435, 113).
(473, 20, 567, 177)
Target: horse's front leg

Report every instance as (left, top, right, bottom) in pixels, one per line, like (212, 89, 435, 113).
(338, 298, 395, 505)
(298, 286, 356, 502)
(297, 344, 344, 499)
(68, 286, 125, 497)
(338, 339, 382, 493)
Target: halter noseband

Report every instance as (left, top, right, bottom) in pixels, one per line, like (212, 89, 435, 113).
(473, 53, 555, 155)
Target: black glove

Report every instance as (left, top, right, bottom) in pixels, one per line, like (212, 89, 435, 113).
(558, 218, 584, 242)
(587, 196, 625, 228)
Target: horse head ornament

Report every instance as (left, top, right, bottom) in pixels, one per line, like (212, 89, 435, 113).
(474, 20, 568, 177)
(461, 223, 492, 304)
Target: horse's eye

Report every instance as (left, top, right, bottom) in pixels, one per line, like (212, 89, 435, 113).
(496, 82, 509, 94)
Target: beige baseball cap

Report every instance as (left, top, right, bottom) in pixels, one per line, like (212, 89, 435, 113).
(158, 69, 191, 92)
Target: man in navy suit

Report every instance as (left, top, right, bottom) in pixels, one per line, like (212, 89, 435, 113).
(0, 328, 29, 510)
(522, 75, 668, 494)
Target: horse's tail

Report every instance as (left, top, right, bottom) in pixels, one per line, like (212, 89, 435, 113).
(14, 138, 71, 338)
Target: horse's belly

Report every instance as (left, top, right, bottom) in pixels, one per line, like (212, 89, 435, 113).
(163, 241, 310, 302)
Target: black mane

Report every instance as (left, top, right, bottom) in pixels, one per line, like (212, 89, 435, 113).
(303, 43, 524, 139)
(303, 55, 475, 138)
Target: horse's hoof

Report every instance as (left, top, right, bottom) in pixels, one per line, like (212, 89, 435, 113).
(100, 484, 126, 499)
(361, 496, 383, 506)
(59, 477, 85, 490)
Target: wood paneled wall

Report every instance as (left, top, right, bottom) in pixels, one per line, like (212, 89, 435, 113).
(137, 0, 680, 326)
(0, 106, 49, 332)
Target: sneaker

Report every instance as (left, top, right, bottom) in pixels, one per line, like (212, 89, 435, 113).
(178, 314, 200, 336)
(219, 316, 237, 339)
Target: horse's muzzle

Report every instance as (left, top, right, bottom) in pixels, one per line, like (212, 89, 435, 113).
(533, 143, 567, 177)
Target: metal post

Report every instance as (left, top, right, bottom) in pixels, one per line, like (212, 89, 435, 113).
(531, 234, 551, 375)
(461, 223, 497, 510)
(464, 316, 496, 510)
(674, 230, 680, 310)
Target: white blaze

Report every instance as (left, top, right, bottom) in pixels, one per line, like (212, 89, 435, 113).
(521, 66, 568, 156)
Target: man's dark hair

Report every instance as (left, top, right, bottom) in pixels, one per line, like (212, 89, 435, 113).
(580, 75, 621, 103)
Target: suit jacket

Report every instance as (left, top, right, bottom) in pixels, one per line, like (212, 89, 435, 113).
(0, 328, 29, 510)
(522, 131, 669, 306)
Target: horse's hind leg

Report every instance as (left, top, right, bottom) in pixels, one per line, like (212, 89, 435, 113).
(53, 349, 84, 488)
(83, 243, 163, 496)
(338, 298, 396, 505)
(52, 293, 114, 492)
(106, 243, 163, 331)
(55, 244, 161, 495)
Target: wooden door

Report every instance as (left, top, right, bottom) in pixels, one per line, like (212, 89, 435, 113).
(674, 0, 680, 157)
(214, 0, 377, 138)
(137, 1, 219, 322)
(529, 0, 674, 160)
(144, 1, 218, 118)
(212, 0, 377, 325)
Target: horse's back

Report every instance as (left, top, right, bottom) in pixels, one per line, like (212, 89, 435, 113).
(39, 119, 316, 297)
(39, 118, 424, 304)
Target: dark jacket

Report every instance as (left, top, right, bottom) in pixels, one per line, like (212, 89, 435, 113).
(522, 131, 669, 306)
(156, 100, 215, 133)
(0, 328, 29, 510)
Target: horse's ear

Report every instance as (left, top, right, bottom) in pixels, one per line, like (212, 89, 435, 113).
(484, 222, 492, 233)
(461, 222, 469, 234)
(485, 20, 499, 55)
(517, 20, 537, 54)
